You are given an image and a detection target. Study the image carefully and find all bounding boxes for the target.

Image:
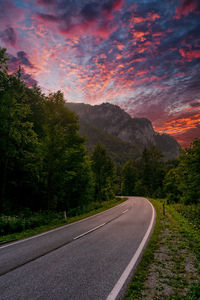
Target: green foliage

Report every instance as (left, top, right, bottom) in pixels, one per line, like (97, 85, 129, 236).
(0, 198, 127, 241)
(164, 168, 180, 203)
(40, 91, 93, 210)
(0, 48, 8, 73)
(121, 161, 137, 195)
(125, 199, 200, 299)
(164, 138, 200, 204)
(91, 144, 116, 201)
(177, 139, 200, 204)
(0, 66, 40, 211)
(168, 204, 200, 260)
(135, 146, 165, 197)
(0, 212, 64, 235)
(171, 203, 200, 230)
(0, 48, 94, 215)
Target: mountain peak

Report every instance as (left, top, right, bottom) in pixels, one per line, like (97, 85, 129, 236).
(66, 102, 180, 160)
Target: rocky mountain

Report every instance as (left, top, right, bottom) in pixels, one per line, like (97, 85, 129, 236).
(66, 102, 180, 162)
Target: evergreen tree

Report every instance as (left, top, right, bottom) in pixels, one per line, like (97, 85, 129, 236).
(164, 168, 180, 203)
(139, 146, 165, 197)
(121, 161, 137, 196)
(91, 144, 116, 202)
(176, 139, 200, 204)
(41, 91, 94, 210)
(0, 48, 94, 213)
(0, 63, 39, 212)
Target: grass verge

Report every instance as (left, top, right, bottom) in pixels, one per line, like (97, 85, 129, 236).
(124, 199, 200, 299)
(0, 197, 127, 244)
(124, 198, 162, 299)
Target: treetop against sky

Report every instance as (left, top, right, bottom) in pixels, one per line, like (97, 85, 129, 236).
(0, 0, 200, 146)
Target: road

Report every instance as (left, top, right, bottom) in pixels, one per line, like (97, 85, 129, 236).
(0, 197, 155, 300)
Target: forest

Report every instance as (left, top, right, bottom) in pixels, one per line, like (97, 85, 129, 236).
(0, 47, 200, 236)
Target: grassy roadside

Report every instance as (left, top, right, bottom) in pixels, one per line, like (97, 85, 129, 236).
(124, 199, 200, 299)
(0, 197, 127, 244)
(124, 198, 162, 299)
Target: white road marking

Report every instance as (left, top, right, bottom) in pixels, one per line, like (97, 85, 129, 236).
(122, 209, 128, 214)
(73, 223, 106, 240)
(0, 199, 129, 250)
(106, 198, 155, 300)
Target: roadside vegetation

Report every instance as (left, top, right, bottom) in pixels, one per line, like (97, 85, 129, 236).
(1, 45, 200, 300)
(125, 199, 200, 299)
(0, 197, 127, 244)
(0, 48, 121, 241)
(122, 129, 200, 298)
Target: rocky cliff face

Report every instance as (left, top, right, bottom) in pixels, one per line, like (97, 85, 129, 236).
(66, 102, 180, 160)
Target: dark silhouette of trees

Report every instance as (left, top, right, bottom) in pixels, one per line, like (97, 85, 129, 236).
(91, 144, 116, 202)
(0, 48, 94, 214)
(164, 139, 200, 204)
(121, 161, 137, 196)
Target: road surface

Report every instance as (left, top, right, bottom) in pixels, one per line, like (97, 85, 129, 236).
(0, 197, 155, 300)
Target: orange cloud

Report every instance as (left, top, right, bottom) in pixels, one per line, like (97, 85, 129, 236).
(179, 48, 200, 61)
(155, 105, 200, 147)
(132, 31, 149, 42)
(132, 13, 160, 23)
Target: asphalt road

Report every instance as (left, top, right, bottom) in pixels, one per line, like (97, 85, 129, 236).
(0, 197, 155, 300)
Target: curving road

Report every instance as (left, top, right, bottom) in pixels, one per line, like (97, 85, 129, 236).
(0, 197, 155, 300)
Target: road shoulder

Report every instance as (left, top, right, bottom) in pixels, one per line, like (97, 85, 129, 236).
(124, 199, 200, 299)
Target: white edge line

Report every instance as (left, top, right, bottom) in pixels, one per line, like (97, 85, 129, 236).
(73, 223, 106, 240)
(0, 199, 129, 250)
(106, 198, 155, 300)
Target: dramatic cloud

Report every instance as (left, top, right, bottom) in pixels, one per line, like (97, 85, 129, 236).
(0, 0, 200, 146)
(175, 0, 200, 19)
(9, 51, 34, 68)
(7, 51, 37, 87)
(0, 27, 17, 46)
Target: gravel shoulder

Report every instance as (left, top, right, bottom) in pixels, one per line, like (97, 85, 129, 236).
(125, 199, 200, 300)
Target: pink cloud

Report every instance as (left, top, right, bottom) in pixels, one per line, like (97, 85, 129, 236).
(175, 0, 198, 19)
(179, 48, 200, 61)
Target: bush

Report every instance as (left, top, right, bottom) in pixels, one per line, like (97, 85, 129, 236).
(172, 203, 200, 230)
(0, 212, 63, 235)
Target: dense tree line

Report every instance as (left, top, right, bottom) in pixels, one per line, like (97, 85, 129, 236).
(1, 47, 199, 217)
(0, 48, 117, 215)
(164, 139, 200, 204)
(120, 146, 167, 198)
(120, 140, 200, 205)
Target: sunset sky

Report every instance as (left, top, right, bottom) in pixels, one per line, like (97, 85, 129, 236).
(0, 0, 200, 147)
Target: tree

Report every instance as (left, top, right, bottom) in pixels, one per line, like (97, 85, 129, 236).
(0, 48, 8, 73)
(164, 168, 180, 203)
(121, 161, 137, 195)
(0, 48, 94, 213)
(91, 144, 116, 202)
(139, 146, 165, 197)
(41, 91, 94, 210)
(176, 139, 200, 204)
(0, 63, 39, 212)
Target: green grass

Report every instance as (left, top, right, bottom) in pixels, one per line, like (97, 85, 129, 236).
(124, 198, 163, 299)
(0, 197, 127, 244)
(124, 199, 200, 299)
(168, 204, 200, 260)
(171, 203, 200, 230)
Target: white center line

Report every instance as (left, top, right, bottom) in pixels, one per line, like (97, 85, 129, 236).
(73, 223, 106, 240)
(0, 200, 129, 250)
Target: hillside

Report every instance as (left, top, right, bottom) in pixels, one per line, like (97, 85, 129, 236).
(79, 119, 141, 164)
(66, 102, 180, 162)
